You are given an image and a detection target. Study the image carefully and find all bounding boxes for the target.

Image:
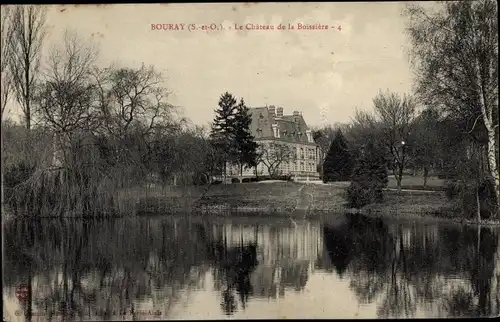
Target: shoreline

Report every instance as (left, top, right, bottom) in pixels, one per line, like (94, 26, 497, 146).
(5, 205, 499, 228)
(3, 181, 499, 227)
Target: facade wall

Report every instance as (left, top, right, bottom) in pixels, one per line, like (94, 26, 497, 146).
(225, 106, 321, 180)
(226, 139, 320, 179)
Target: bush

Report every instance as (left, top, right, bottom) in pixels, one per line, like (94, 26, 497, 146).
(250, 177, 258, 182)
(445, 180, 461, 200)
(346, 143, 388, 208)
(192, 172, 210, 186)
(276, 174, 292, 181)
(445, 177, 499, 220)
(231, 178, 240, 184)
(242, 178, 251, 183)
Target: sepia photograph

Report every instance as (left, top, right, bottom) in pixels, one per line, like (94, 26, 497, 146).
(1, 1, 499, 320)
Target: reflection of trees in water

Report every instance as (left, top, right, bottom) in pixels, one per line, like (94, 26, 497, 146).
(321, 214, 500, 318)
(440, 226, 499, 317)
(195, 223, 259, 315)
(3, 218, 211, 321)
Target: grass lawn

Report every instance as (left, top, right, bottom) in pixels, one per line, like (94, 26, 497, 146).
(387, 175, 446, 191)
(128, 177, 489, 224)
(132, 181, 348, 214)
(364, 190, 454, 216)
(196, 181, 304, 211)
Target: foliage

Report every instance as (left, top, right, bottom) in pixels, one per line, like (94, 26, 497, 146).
(404, 0, 499, 215)
(322, 129, 353, 182)
(211, 92, 238, 164)
(2, 45, 214, 217)
(346, 142, 388, 208)
(373, 90, 417, 192)
(210, 93, 258, 177)
(232, 98, 259, 171)
(410, 107, 441, 184)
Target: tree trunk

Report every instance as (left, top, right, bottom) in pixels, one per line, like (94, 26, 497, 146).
(477, 184, 481, 224)
(397, 167, 403, 194)
(223, 161, 227, 184)
(486, 130, 500, 215)
(475, 59, 499, 217)
(423, 166, 429, 189)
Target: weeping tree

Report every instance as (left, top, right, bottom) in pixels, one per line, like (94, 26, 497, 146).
(4, 29, 188, 217)
(404, 0, 499, 217)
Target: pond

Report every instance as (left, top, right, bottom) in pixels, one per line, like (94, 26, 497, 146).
(3, 213, 500, 320)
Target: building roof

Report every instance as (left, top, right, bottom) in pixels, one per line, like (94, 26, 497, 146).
(249, 107, 315, 145)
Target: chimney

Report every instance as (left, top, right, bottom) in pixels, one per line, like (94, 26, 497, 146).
(293, 111, 300, 116)
(276, 107, 283, 118)
(268, 105, 276, 118)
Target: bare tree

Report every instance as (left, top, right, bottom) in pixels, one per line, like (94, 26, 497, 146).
(257, 141, 296, 178)
(405, 0, 499, 210)
(373, 90, 417, 193)
(8, 5, 47, 129)
(36, 30, 100, 134)
(99, 64, 174, 138)
(349, 108, 379, 148)
(310, 123, 348, 158)
(1, 5, 14, 119)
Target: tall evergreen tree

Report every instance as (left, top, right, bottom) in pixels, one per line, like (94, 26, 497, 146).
(211, 92, 238, 180)
(322, 129, 353, 183)
(233, 98, 258, 176)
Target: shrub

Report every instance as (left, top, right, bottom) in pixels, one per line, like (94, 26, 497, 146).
(445, 180, 461, 200)
(250, 177, 258, 182)
(192, 172, 210, 185)
(231, 178, 240, 184)
(276, 174, 292, 181)
(346, 143, 388, 208)
(446, 177, 499, 219)
(242, 178, 251, 183)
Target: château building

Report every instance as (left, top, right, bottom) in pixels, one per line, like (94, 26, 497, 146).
(226, 105, 321, 180)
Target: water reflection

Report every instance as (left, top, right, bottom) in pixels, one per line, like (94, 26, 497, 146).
(3, 214, 500, 320)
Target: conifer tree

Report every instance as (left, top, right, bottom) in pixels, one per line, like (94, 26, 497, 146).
(322, 129, 353, 183)
(233, 98, 258, 176)
(211, 92, 238, 181)
(210, 93, 258, 181)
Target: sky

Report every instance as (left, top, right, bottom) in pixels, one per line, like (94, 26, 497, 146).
(3, 2, 430, 128)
